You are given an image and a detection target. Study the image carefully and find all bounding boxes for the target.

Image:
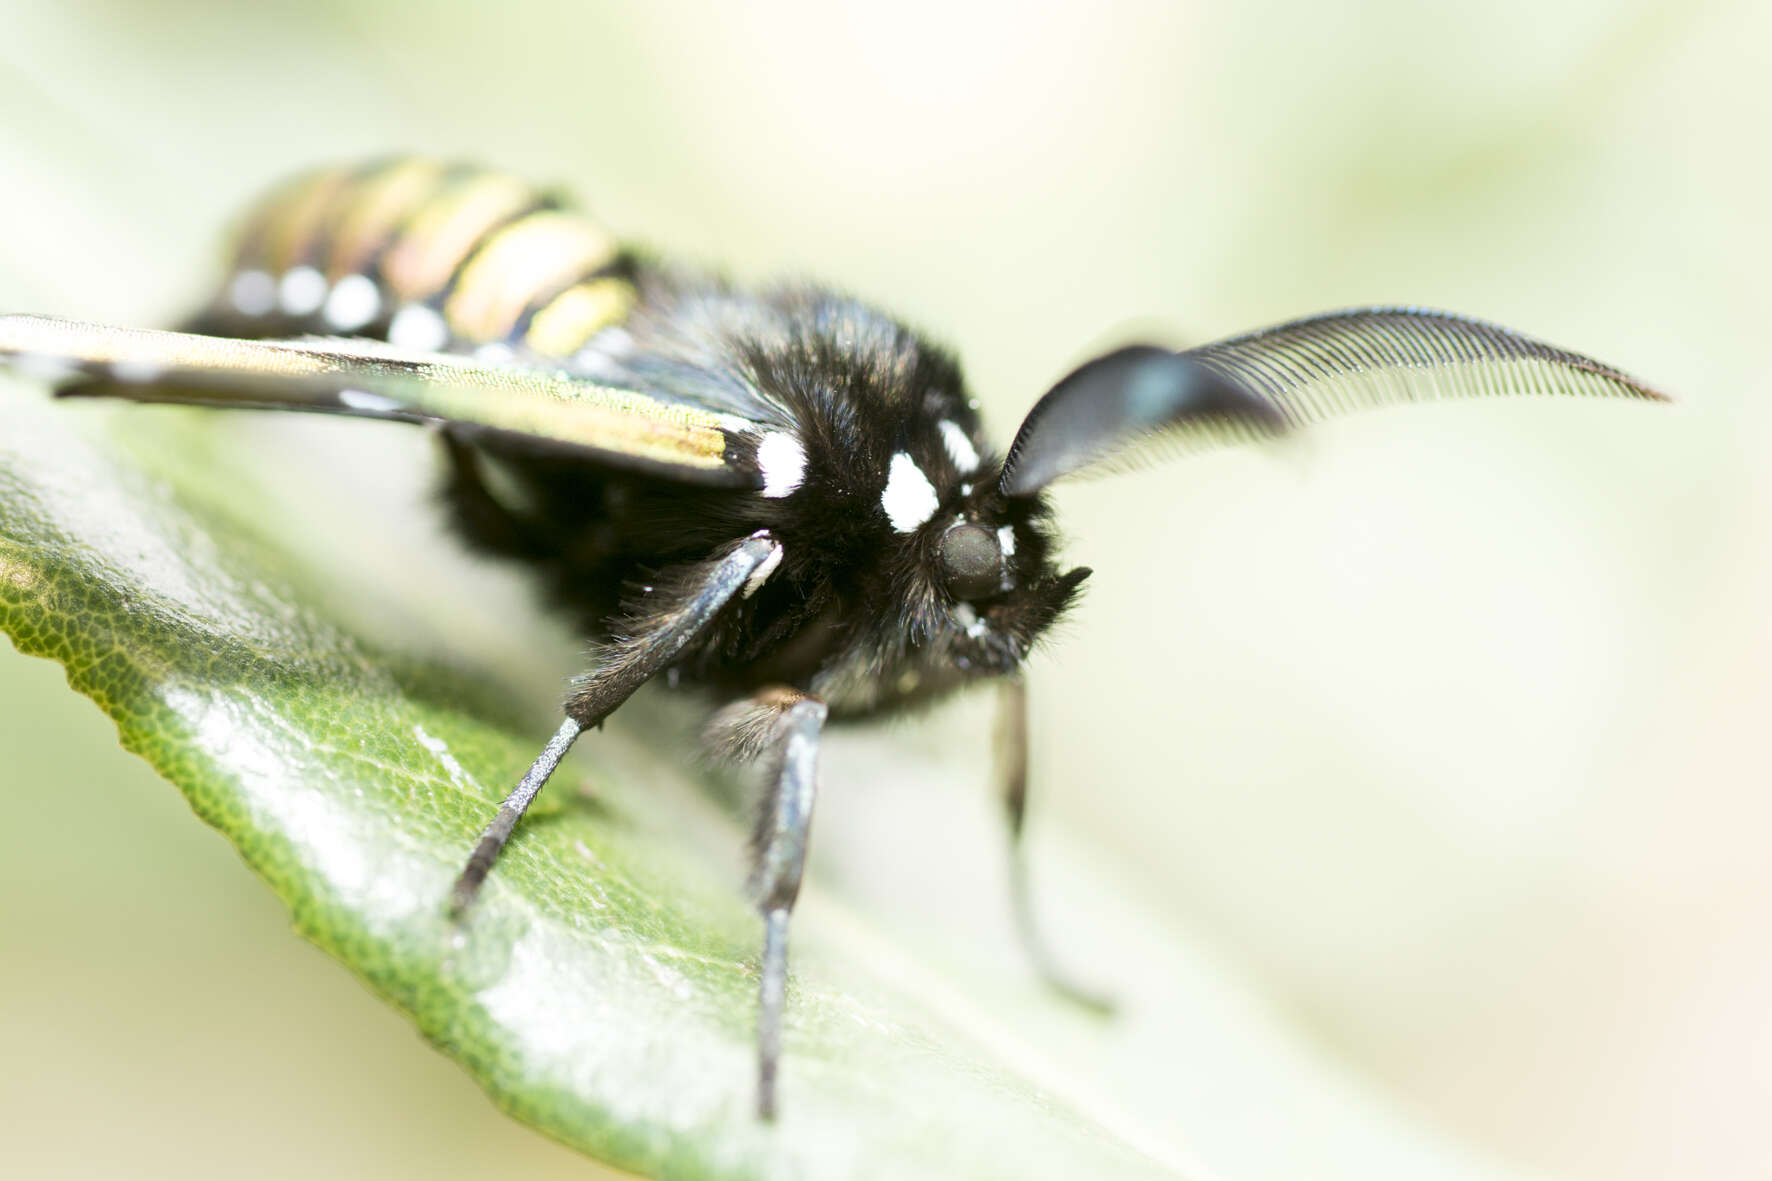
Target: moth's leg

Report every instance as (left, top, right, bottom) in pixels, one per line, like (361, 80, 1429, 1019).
(448, 717, 581, 916)
(448, 533, 783, 917)
(997, 675, 1115, 1013)
(710, 687, 828, 1121)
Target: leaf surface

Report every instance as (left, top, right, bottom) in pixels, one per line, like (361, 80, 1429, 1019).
(0, 383, 1190, 1181)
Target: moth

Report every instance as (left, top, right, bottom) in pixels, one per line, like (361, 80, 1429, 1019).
(0, 158, 1665, 1119)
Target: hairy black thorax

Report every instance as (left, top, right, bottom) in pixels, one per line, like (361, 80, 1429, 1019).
(442, 265, 1084, 718)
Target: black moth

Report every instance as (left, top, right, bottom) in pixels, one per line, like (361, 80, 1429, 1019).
(0, 159, 1665, 1119)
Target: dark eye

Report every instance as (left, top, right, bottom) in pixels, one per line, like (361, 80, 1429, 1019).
(937, 522, 1004, 601)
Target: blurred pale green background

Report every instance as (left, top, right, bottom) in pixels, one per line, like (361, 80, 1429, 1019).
(2, 2, 1768, 1179)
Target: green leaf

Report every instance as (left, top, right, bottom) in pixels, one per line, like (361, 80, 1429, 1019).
(0, 382, 1192, 1180)
(3, 379, 1547, 1181)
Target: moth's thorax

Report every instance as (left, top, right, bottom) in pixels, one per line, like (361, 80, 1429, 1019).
(446, 270, 1088, 718)
(708, 308, 1084, 715)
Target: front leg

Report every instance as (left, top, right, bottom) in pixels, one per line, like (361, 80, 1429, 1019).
(448, 532, 783, 917)
(997, 675, 1114, 1013)
(707, 687, 828, 1120)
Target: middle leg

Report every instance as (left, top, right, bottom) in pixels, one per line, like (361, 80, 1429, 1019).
(707, 687, 828, 1120)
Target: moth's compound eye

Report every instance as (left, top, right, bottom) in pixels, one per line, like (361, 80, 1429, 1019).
(937, 522, 1003, 602)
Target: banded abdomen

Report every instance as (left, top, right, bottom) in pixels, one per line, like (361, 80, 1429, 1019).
(192, 159, 637, 362)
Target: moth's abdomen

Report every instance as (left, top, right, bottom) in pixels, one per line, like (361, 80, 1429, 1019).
(194, 158, 636, 360)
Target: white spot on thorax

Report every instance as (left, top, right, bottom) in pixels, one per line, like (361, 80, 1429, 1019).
(388, 304, 450, 351)
(277, 266, 327, 316)
(323, 274, 382, 331)
(757, 432, 806, 498)
(938, 419, 980, 473)
(229, 269, 276, 317)
(996, 525, 1017, 593)
(882, 452, 939, 532)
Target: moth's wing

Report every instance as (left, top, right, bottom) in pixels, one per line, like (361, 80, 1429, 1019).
(0, 315, 763, 488)
(1181, 306, 1669, 426)
(1000, 307, 1667, 496)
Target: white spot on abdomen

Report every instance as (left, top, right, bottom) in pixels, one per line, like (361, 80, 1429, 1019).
(938, 419, 980, 473)
(388, 304, 450, 352)
(338, 388, 401, 413)
(882, 452, 939, 532)
(997, 525, 1016, 557)
(109, 359, 165, 383)
(229, 269, 276, 317)
(323, 274, 382, 331)
(277, 266, 327, 316)
(757, 432, 807, 498)
(12, 353, 76, 381)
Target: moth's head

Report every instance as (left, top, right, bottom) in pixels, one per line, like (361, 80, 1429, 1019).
(919, 481, 1091, 677)
(853, 390, 1090, 678)
(899, 345, 1286, 676)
